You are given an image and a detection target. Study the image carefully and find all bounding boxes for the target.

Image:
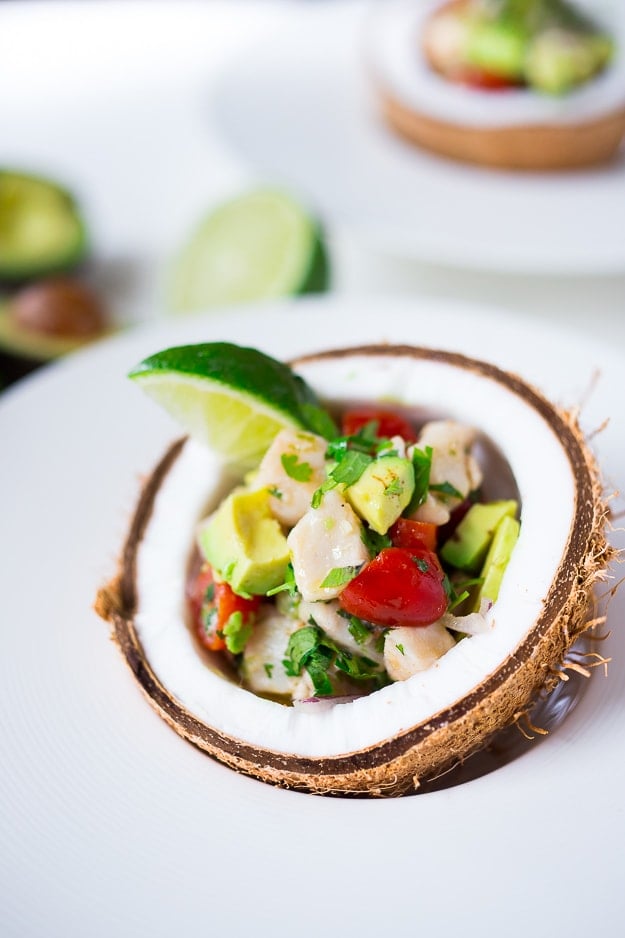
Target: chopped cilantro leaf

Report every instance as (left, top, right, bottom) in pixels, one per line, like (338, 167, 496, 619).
(407, 446, 432, 512)
(346, 615, 372, 645)
(266, 563, 298, 598)
(331, 450, 372, 486)
(449, 589, 470, 610)
(326, 423, 380, 461)
(413, 557, 430, 573)
(299, 403, 338, 441)
(311, 478, 335, 509)
(223, 611, 253, 655)
(384, 477, 404, 496)
(281, 453, 313, 482)
(282, 624, 387, 697)
(430, 481, 463, 499)
(374, 629, 389, 655)
(361, 526, 392, 556)
(396, 643, 405, 656)
(320, 564, 362, 589)
(447, 577, 484, 611)
(442, 574, 455, 603)
(267, 486, 283, 500)
(203, 582, 215, 603)
(264, 663, 274, 679)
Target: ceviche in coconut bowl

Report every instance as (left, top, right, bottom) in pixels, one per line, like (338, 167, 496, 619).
(96, 341, 613, 796)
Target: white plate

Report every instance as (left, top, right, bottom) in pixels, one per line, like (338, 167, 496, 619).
(213, 1, 625, 274)
(1, 296, 624, 938)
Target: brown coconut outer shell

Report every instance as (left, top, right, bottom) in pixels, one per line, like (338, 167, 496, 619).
(95, 345, 614, 796)
(376, 87, 625, 170)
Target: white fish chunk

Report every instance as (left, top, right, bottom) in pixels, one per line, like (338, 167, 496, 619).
(411, 420, 483, 524)
(287, 489, 370, 602)
(299, 599, 385, 665)
(240, 606, 313, 700)
(253, 428, 328, 528)
(384, 623, 455, 681)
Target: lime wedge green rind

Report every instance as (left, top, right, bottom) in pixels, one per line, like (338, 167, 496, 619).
(170, 189, 330, 313)
(129, 342, 337, 470)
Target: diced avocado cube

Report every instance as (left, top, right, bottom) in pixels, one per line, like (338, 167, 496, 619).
(440, 500, 518, 573)
(197, 488, 289, 595)
(466, 21, 527, 79)
(525, 29, 613, 94)
(471, 514, 520, 611)
(346, 456, 414, 535)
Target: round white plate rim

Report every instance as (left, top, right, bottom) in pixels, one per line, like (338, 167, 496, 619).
(1, 295, 624, 937)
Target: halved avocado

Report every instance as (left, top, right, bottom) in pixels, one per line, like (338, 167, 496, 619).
(0, 170, 88, 282)
(95, 345, 614, 797)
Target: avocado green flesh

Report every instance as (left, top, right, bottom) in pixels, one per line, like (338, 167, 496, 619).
(471, 515, 521, 611)
(466, 22, 527, 79)
(445, 0, 613, 91)
(346, 455, 415, 535)
(0, 304, 86, 361)
(0, 171, 87, 281)
(441, 500, 518, 573)
(198, 488, 290, 595)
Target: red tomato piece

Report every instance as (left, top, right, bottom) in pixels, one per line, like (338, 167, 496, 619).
(390, 517, 438, 552)
(341, 408, 418, 443)
(339, 547, 448, 627)
(456, 66, 520, 91)
(187, 564, 260, 652)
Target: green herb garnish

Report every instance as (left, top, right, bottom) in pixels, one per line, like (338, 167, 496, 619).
(281, 453, 313, 482)
(384, 477, 404, 496)
(361, 527, 392, 556)
(429, 481, 463, 499)
(407, 445, 432, 512)
(283, 625, 387, 696)
(266, 563, 298, 598)
(319, 564, 362, 589)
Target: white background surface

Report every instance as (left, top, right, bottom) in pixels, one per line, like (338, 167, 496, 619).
(1, 3, 625, 937)
(0, 1, 623, 335)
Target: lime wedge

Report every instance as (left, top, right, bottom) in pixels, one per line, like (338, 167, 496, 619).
(129, 342, 337, 470)
(170, 189, 329, 313)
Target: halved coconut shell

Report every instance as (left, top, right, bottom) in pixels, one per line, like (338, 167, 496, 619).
(95, 345, 614, 796)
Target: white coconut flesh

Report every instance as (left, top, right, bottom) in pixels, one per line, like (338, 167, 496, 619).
(366, 0, 625, 129)
(102, 346, 609, 795)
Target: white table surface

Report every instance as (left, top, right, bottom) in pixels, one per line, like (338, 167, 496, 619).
(0, 0, 623, 352)
(1, 6, 625, 938)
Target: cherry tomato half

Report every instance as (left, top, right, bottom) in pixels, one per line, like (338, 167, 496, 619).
(339, 547, 448, 627)
(187, 564, 260, 652)
(390, 517, 438, 552)
(456, 66, 521, 91)
(341, 408, 418, 443)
